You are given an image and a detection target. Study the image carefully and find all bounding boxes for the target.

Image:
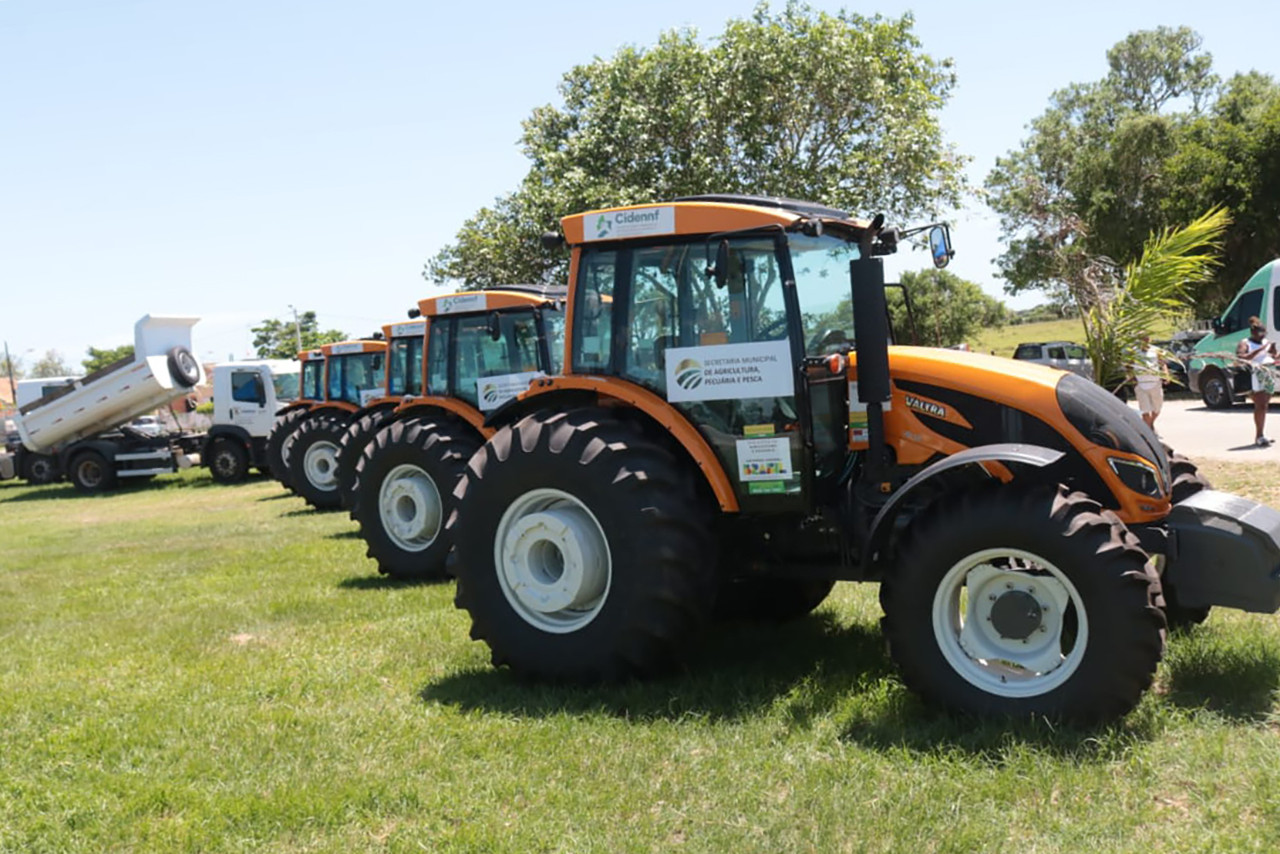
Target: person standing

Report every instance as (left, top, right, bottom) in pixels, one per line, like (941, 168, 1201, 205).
(1236, 316, 1278, 447)
(1132, 334, 1164, 432)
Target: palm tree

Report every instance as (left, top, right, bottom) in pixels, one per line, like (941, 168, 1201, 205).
(1080, 208, 1229, 392)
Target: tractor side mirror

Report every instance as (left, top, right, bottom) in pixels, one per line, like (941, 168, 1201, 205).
(710, 239, 730, 289)
(929, 226, 953, 269)
(487, 312, 503, 342)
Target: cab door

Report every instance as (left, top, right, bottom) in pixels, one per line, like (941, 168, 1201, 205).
(229, 369, 273, 436)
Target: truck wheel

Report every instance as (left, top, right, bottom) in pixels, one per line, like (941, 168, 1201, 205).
(288, 416, 349, 510)
(352, 416, 480, 579)
(1162, 451, 1214, 629)
(450, 408, 715, 683)
(338, 408, 395, 514)
(208, 437, 249, 484)
(69, 450, 117, 493)
(266, 409, 309, 489)
(715, 578, 835, 622)
(879, 484, 1165, 723)
(167, 346, 201, 387)
(22, 453, 60, 485)
(1199, 368, 1233, 409)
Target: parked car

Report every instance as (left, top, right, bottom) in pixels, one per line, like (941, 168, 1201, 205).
(1011, 341, 1093, 379)
(127, 415, 164, 437)
(1154, 330, 1207, 390)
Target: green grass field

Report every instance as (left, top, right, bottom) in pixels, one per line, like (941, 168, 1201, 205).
(969, 317, 1184, 357)
(3, 465, 1280, 852)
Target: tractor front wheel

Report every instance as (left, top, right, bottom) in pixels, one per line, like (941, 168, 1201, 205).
(265, 409, 309, 490)
(352, 416, 479, 579)
(880, 484, 1165, 723)
(450, 408, 715, 683)
(287, 416, 349, 510)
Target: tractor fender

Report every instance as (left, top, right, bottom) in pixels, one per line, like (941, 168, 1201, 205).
(866, 443, 1065, 569)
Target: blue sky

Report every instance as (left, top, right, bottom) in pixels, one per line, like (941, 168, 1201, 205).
(2, 0, 1278, 368)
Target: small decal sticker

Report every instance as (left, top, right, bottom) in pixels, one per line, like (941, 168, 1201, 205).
(475, 371, 545, 412)
(437, 293, 488, 315)
(735, 436, 792, 482)
(743, 424, 774, 438)
(390, 320, 426, 338)
(329, 342, 366, 355)
(584, 206, 676, 242)
(748, 481, 787, 495)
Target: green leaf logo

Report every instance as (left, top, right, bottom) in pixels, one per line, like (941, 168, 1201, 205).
(595, 215, 612, 239)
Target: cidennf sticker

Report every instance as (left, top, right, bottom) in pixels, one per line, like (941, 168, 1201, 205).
(329, 342, 366, 355)
(437, 293, 488, 315)
(390, 320, 426, 338)
(584, 206, 676, 242)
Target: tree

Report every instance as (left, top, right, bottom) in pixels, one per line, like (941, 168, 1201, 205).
(1082, 208, 1229, 392)
(82, 344, 134, 374)
(428, 2, 968, 288)
(987, 27, 1280, 315)
(251, 312, 347, 360)
(31, 349, 73, 378)
(889, 269, 1010, 347)
(985, 27, 1217, 304)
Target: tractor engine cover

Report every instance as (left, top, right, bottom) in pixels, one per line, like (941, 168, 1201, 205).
(1163, 489, 1280, 613)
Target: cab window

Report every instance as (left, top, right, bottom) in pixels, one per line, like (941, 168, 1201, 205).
(301, 361, 324, 400)
(388, 336, 425, 397)
(427, 321, 450, 396)
(231, 371, 264, 404)
(1222, 288, 1263, 334)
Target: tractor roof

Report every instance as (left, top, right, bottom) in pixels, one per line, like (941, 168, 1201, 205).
(560, 196, 872, 246)
(418, 285, 567, 318)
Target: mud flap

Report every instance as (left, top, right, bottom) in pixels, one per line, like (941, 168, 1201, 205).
(1163, 490, 1280, 613)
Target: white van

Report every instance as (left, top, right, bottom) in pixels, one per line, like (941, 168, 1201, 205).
(1190, 260, 1280, 408)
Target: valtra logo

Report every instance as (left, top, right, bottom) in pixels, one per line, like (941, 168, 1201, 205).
(674, 358, 703, 390)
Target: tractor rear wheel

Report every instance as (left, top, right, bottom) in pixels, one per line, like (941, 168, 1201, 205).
(337, 408, 395, 514)
(352, 416, 479, 579)
(288, 416, 349, 510)
(880, 483, 1166, 723)
(266, 409, 309, 490)
(450, 408, 715, 683)
(1162, 451, 1214, 628)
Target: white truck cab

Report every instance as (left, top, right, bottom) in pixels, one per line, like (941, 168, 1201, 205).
(202, 360, 301, 482)
(1189, 260, 1280, 408)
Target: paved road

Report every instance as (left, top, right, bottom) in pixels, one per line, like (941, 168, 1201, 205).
(1138, 396, 1280, 463)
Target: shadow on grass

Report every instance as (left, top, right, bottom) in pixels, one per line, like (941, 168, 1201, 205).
(0, 484, 79, 502)
(257, 491, 295, 502)
(422, 613, 892, 725)
(1160, 627, 1280, 721)
(326, 530, 364, 541)
(337, 574, 447, 590)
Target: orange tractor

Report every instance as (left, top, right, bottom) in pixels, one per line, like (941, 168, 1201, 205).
(347, 286, 565, 579)
(444, 195, 1280, 722)
(265, 338, 386, 503)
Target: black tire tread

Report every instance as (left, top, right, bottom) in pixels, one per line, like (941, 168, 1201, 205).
(287, 415, 350, 510)
(337, 408, 396, 513)
(265, 408, 310, 489)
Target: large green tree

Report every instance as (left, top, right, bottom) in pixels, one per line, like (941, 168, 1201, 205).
(987, 27, 1280, 313)
(31, 349, 73, 378)
(428, 2, 967, 288)
(82, 344, 134, 374)
(251, 312, 347, 360)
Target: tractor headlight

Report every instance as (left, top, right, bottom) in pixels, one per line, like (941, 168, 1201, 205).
(1108, 457, 1164, 497)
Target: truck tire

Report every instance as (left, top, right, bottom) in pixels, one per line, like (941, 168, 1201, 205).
(879, 483, 1166, 723)
(266, 409, 310, 489)
(69, 450, 117, 494)
(167, 346, 201, 387)
(1199, 367, 1233, 409)
(208, 437, 249, 484)
(22, 453, 60, 485)
(288, 416, 349, 510)
(337, 408, 396, 514)
(715, 578, 835, 622)
(352, 415, 480, 579)
(1162, 451, 1214, 629)
(450, 408, 715, 683)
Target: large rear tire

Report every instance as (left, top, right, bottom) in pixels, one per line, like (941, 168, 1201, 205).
(450, 408, 715, 683)
(352, 416, 480, 579)
(337, 408, 396, 513)
(69, 450, 117, 494)
(287, 416, 349, 510)
(879, 484, 1166, 723)
(265, 409, 310, 490)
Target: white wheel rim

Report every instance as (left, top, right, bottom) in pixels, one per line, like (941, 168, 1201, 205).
(494, 487, 611, 633)
(303, 440, 340, 491)
(932, 547, 1088, 698)
(377, 463, 442, 552)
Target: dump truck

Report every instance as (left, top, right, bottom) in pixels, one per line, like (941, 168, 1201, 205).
(348, 285, 565, 578)
(0, 315, 204, 492)
(442, 195, 1280, 723)
(264, 338, 386, 500)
